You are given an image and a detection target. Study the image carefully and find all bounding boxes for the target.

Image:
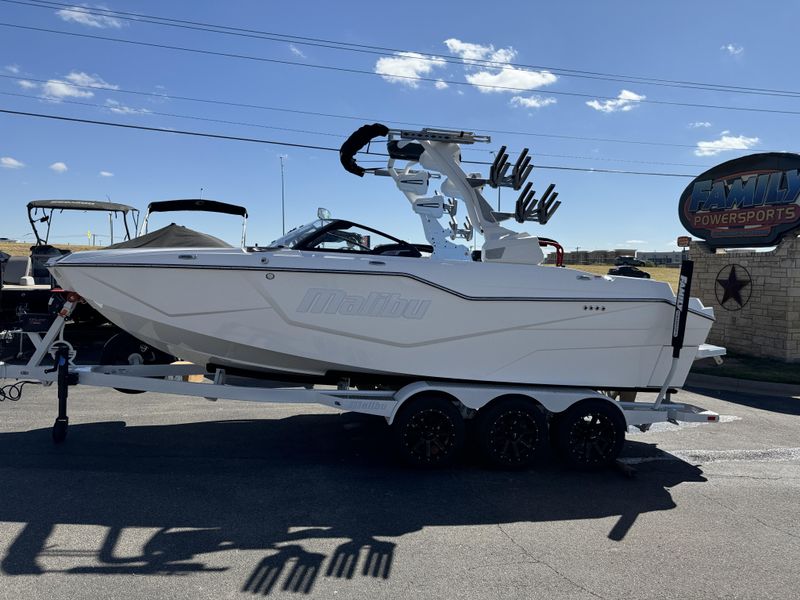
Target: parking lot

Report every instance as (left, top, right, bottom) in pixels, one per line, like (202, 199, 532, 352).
(0, 383, 798, 599)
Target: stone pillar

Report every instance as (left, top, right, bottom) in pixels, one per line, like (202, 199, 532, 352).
(689, 236, 800, 362)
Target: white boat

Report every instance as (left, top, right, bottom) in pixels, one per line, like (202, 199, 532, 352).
(49, 125, 715, 390)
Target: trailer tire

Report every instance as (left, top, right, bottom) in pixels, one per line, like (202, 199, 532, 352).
(100, 333, 173, 394)
(392, 394, 464, 468)
(477, 396, 547, 469)
(555, 399, 625, 469)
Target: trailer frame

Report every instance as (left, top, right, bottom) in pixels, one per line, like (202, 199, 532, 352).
(1, 295, 726, 468)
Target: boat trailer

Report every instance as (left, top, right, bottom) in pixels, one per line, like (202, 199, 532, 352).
(1, 290, 725, 470)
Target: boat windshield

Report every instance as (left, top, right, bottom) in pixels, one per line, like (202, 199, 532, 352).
(268, 219, 330, 248)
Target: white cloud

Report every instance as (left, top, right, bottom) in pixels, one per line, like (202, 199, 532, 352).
(99, 170, 113, 177)
(626, 239, 646, 245)
(64, 71, 117, 89)
(17, 80, 37, 90)
(41, 71, 117, 100)
(586, 89, 646, 113)
(510, 95, 557, 109)
(56, 4, 123, 29)
(434, 79, 448, 90)
(105, 99, 150, 115)
(374, 52, 446, 88)
(467, 67, 557, 93)
(289, 44, 305, 58)
(1, 156, 25, 169)
(444, 38, 516, 66)
(42, 79, 94, 100)
(49, 162, 68, 173)
(721, 43, 743, 56)
(443, 38, 557, 94)
(4, 64, 19, 74)
(694, 133, 759, 157)
(689, 121, 711, 128)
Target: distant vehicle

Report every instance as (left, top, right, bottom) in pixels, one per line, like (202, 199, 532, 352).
(608, 265, 651, 279)
(614, 255, 645, 267)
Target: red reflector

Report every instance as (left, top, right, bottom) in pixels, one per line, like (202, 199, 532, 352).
(708, 416, 717, 421)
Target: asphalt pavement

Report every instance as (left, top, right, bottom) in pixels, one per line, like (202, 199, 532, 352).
(0, 383, 798, 599)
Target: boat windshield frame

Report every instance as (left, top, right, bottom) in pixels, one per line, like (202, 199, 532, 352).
(268, 219, 332, 249)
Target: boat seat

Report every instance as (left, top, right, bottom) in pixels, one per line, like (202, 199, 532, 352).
(30, 245, 70, 285)
(372, 243, 422, 258)
(3, 256, 32, 285)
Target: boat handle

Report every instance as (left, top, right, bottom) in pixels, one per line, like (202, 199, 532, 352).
(368, 260, 386, 266)
(178, 254, 197, 260)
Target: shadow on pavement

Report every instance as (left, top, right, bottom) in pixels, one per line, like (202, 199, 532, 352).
(686, 385, 800, 416)
(0, 413, 706, 594)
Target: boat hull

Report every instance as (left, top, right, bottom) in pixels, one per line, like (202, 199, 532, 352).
(51, 248, 715, 389)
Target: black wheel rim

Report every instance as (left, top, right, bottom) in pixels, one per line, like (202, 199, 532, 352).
(567, 412, 617, 465)
(487, 410, 539, 465)
(401, 408, 456, 463)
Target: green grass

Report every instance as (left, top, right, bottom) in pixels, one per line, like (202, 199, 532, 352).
(692, 354, 800, 385)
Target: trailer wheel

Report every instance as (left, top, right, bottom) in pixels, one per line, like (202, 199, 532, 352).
(393, 395, 464, 468)
(478, 396, 547, 469)
(100, 332, 173, 394)
(556, 399, 625, 468)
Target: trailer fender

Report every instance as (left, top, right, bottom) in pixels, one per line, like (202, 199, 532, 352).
(389, 381, 615, 424)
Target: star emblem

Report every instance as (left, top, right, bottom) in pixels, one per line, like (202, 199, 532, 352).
(715, 265, 751, 310)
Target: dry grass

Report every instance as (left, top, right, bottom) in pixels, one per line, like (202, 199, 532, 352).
(0, 242, 97, 256)
(553, 263, 681, 290)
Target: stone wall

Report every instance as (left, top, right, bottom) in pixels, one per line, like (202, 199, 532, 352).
(689, 235, 800, 362)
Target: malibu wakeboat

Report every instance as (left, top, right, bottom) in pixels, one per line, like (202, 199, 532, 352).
(48, 125, 717, 390)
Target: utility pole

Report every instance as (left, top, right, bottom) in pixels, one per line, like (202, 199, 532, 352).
(279, 155, 286, 235)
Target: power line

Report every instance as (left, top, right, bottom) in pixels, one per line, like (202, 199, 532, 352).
(4, 21, 800, 117)
(0, 73, 702, 149)
(0, 107, 698, 177)
(0, 90, 713, 168)
(10, 0, 800, 100)
(0, 90, 344, 138)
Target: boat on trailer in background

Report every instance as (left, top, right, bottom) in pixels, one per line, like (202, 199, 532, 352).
(1, 200, 138, 336)
(1, 124, 725, 469)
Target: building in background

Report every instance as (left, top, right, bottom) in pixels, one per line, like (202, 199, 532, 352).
(544, 248, 635, 265)
(635, 251, 684, 266)
(543, 248, 684, 266)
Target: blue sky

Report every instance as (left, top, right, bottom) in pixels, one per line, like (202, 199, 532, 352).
(0, 0, 795, 251)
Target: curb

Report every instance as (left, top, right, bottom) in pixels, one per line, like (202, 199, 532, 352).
(685, 373, 800, 398)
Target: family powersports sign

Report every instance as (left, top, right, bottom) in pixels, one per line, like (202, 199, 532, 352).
(679, 152, 800, 248)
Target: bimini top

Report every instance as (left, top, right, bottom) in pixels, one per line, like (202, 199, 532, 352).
(140, 199, 249, 247)
(27, 199, 139, 245)
(27, 199, 137, 213)
(145, 199, 248, 218)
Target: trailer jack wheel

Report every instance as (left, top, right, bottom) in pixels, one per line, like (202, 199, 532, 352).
(556, 400, 625, 469)
(393, 395, 465, 468)
(52, 417, 68, 443)
(478, 396, 547, 469)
